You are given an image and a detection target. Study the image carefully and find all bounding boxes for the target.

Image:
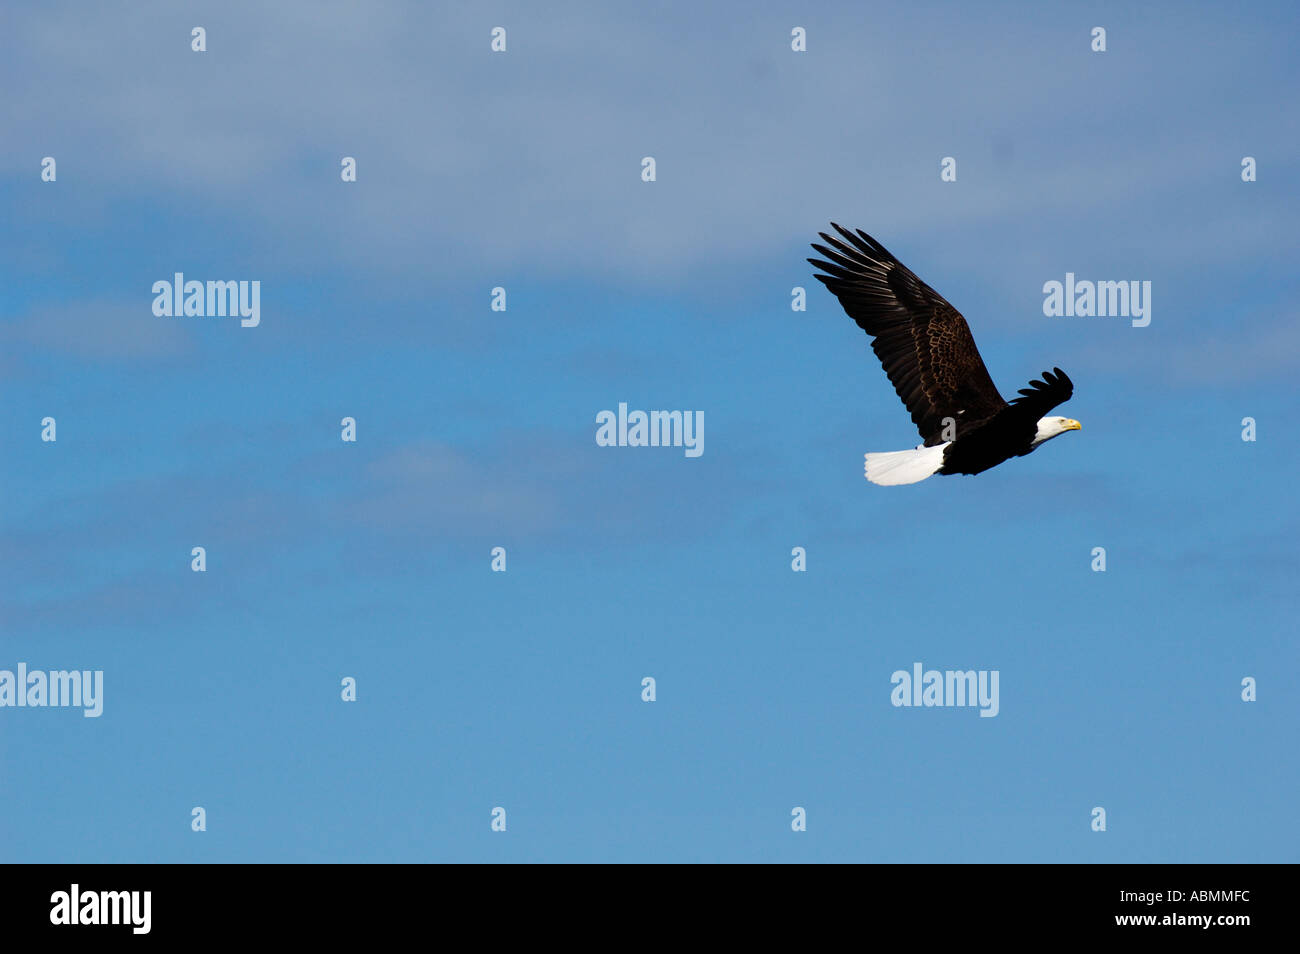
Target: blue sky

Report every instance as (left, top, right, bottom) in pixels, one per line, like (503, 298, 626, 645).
(2, 0, 1297, 862)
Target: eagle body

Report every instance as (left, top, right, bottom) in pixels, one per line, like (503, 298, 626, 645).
(808, 224, 1080, 485)
(938, 404, 1074, 476)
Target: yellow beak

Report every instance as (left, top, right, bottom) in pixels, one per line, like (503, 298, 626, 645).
(1064, 419, 1082, 431)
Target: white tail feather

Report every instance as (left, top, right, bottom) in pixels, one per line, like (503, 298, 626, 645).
(864, 442, 950, 486)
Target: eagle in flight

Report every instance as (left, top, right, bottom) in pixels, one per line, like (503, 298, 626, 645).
(809, 224, 1081, 485)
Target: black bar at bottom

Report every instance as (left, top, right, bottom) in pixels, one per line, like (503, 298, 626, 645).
(0, 863, 1275, 940)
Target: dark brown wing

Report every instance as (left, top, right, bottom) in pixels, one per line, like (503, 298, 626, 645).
(1006, 367, 1073, 420)
(808, 224, 1007, 445)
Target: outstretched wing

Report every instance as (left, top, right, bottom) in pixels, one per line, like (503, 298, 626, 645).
(808, 224, 1006, 445)
(1006, 367, 1074, 421)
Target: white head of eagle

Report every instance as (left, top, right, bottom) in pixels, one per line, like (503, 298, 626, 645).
(1032, 416, 1083, 448)
(807, 224, 1082, 486)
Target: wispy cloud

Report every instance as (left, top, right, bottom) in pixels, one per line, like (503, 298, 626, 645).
(4, 2, 1296, 284)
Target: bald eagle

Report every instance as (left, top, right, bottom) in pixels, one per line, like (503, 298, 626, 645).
(809, 224, 1081, 485)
